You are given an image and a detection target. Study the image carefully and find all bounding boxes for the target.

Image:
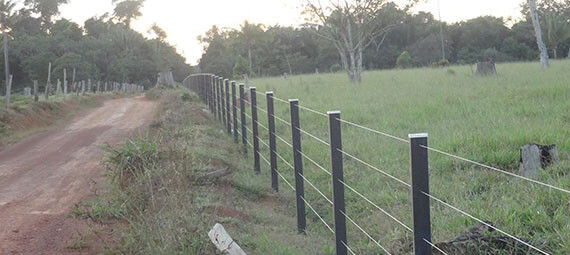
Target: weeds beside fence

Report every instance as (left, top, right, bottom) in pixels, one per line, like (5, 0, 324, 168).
(183, 73, 568, 255)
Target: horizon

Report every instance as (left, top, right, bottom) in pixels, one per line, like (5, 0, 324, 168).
(59, 0, 526, 65)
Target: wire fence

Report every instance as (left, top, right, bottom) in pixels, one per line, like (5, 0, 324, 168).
(184, 73, 566, 255)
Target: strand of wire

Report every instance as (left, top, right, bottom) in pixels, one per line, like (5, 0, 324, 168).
(259, 152, 296, 192)
(276, 151, 295, 170)
(342, 241, 357, 255)
(340, 210, 391, 255)
(338, 148, 411, 188)
(272, 95, 290, 105)
(298, 127, 330, 146)
(422, 191, 549, 255)
(339, 179, 412, 232)
(300, 196, 335, 234)
(274, 131, 293, 148)
(337, 118, 409, 144)
(244, 112, 252, 120)
(298, 150, 332, 176)
(299, 172, 333, 205)
(422, 145, 570, 195)
(424, 238, 449, 255)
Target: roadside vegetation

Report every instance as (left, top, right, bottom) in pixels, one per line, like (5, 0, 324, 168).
(79, 86, 331, 254)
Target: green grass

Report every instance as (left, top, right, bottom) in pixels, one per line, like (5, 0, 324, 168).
(236, 60, 570, 254)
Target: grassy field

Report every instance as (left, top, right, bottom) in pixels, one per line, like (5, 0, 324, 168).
(237, 60, 570, 254)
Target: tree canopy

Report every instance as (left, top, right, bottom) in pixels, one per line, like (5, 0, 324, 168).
(197, 1, 570, 80)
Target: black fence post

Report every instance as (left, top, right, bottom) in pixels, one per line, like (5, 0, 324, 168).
(218, 77, 223, 122)
(266, 92, 278, 192)
(329, 111, 347, 255)
(215, 76, 220, 121)
(290, 99, 306, 234)
(409, 133, 432, 255)
(239, 84, 247, 153)
(225, 79, 231, 134)
(221, 78, 227, 127)
(210, 75, 215, 113)
(232, 81, 238, 143)
(250, 87, 260, 173)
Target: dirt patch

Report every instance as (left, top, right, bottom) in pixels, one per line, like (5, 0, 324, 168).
(205, 206, 253, 222)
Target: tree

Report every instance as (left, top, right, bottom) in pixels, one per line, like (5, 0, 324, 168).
(528, 0, 550, 68)
(112, 0, 145, 28)
(544, 13, 570, 58)
(24, 0, 69, 30)
(0, 0, 18, 94)
(304, 0, 403, 83)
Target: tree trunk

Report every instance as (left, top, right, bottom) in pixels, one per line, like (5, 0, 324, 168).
(528, 0, 550, 69)
(3, 33, 9, 97)
(553, 48, 557, 59)
(248, 47, 253, 77)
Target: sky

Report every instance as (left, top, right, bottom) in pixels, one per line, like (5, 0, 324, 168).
(59, 0, 526, 65)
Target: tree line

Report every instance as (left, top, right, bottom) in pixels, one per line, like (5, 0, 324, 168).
(1, 0, 192, 94)
(197, 0, 570, 81)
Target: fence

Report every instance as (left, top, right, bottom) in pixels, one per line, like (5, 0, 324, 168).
(183, 73, 567, 255)
(3, 71, 144, 108)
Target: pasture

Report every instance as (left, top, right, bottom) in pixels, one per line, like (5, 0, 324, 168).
(235, 60, 570, 254)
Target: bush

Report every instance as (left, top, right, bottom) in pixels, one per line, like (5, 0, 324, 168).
(329, 63, 342, 73)
(438, 59, 450, 67)
(396, 51, 413, 69)
(233, 55, 250, 79)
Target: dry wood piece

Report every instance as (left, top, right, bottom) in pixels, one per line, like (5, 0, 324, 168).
(519, 143, 559, 177)
(475, 60, 496, 76)
(208, 223, 247, 255)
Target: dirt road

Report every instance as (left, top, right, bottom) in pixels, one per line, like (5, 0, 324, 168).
(0, 96, 157, 254)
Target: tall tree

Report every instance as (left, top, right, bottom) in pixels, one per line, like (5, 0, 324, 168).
(544, 13, 570, 58)
(0, 0, 17, 93)
(304, 0, 402, 83)
(528, 0, 550, 68)
(24, 0, 69, 30)
(112, 0, 144, 28)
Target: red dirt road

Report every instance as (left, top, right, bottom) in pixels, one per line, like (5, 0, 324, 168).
(0, 96, 157, 254)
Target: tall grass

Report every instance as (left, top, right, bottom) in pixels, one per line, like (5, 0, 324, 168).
(239, 60, 570, 254)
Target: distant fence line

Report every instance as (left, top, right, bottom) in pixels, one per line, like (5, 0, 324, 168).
(183, 73, 566, 255)
(4, 71, 145, 108)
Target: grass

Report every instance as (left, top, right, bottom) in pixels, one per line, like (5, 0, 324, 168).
(231, 60, 570, 254)
(89, 60, 570, 254)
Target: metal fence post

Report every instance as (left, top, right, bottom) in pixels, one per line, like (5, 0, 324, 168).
(409, 133, 432, 255)
(239, 84, 247, 153)
(266, 92, 278, 192)
(210, 75, 214, 113)
(218, 77, 223, 122)
(290, 99, 306, 234)
(215, 76, 220, 120)
(329, 111, 347, 255)
(225, 79, 231, 134)
(221, 78, 227, 127)
(232, 81, 239, 143)
(250, 87, 260, 173)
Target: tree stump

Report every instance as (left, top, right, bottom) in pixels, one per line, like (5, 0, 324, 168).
(475, 60, 497, 76)
(519, 144, 559, 177)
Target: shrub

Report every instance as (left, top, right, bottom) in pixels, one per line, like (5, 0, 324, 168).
(329, 63, 342, 73)
(396, 51, 413, 69)
(438, 59, 450, 67)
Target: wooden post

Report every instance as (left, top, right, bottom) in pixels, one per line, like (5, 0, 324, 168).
(290, 99, 306, 234)
(81, 81, 85, 96)
(329, 111, 347, 255)
(63, 69, 67, 101)
(33, 80, 39, 102)
(56, 79, 61, 96)
(45, 62, 52, 100)
(97, 81, 101, 94)
(4, 74, 12, 108)
(409, 133, 432, 255)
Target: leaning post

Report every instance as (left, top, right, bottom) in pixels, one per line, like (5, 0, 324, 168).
(290, 99, 306, 234)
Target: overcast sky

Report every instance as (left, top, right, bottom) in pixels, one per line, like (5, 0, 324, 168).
(59, 0, 526, 65)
